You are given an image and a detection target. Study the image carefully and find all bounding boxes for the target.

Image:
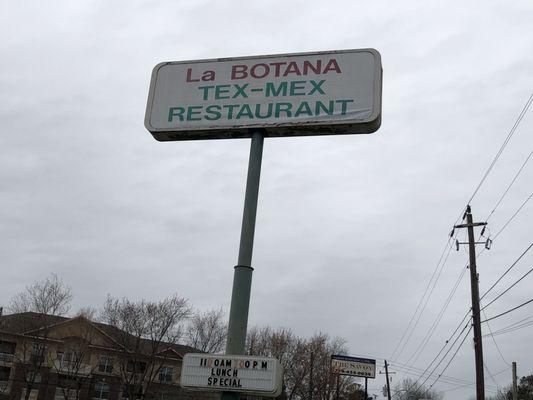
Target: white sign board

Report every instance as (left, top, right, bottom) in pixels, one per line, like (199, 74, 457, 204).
(145, 49, 382, 141)
(180, 353, 283, 397)
(331, 355, 376, 378)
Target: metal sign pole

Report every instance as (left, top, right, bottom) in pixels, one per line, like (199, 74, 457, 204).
(222, 129, 264, 400)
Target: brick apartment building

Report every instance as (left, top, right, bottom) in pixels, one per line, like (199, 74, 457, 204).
(0, 311, 216, 400)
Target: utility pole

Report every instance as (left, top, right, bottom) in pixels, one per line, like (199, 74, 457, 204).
(384, 360, 392, 400)
(512, 361, 518, 400)
(454, 205, 486, 400)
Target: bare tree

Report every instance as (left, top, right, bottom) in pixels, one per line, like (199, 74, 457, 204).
(6, 274, 72, 400)
(99, 294, 191, 400)
(75, 306, 97, 320)
(185, 308, 227, 353)
(393, 378, 443, 400)
(12, 314, 55, 400)
(246, 326, 272, 356)
(305, 333, 351, 400)
(50, 321, 100, 400)
(246, 328, 352, 400)
(9, 273, 72, 316)
(486, 387, 512, 400)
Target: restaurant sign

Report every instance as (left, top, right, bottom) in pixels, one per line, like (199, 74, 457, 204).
(145, 49, 382, 141)
(331, 355, 376, 378)
(180, 353, 283, 397)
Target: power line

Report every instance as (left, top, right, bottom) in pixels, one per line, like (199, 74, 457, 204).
(482, 265, 533, 311)
(481, 308, 511, 366)
(493, 190, 533, 240)
(480, 241, 533, 300)
(389, 361, 475, 386)
(465, 94, 533, 207)
(388, 361, 500, 392)
(428, 325, 473, 390)
(389, 236, 455, 363)
(413, 320, 472, 391)
(484, 361, 500, 389)
(483, 314, 533, 337)
(401, 311, 471, 392)
(403, 265, 467, 369)
(486, 150, 533, 221)
(482, 297, 533, 324)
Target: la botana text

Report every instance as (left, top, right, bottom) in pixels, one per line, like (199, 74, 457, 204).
(168, 58, 355, 122)
(199, 357, 269, 389)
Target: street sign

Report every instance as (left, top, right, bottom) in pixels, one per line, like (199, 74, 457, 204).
(180, 353, 283, 397)
(145, 49, 382, 141)
(331, 355, 376, 378)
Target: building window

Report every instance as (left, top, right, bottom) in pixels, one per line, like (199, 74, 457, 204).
(0, 366, 10, 393)
(98, 356, 113, 373)
(121, 384, 141, 400)
(30, 343, 46, 363)
(158, 366, 173, 383)
(26, 371, 42, 384)
(57, 351, 82, 371)
(21, 388, 39, 400)
(0, 341, 16, 362)
(126, 361, 146, 373)
(55, 387, 78, 400)
(93, 381, 110, 400)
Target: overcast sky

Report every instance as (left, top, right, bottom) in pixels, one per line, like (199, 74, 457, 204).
(1, 1, 533, 399)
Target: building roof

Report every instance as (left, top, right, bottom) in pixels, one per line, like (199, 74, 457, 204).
(0, 311, 67, 334)
(0, 312, 199, 358)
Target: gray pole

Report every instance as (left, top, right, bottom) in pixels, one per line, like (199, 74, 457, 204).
(384, 360, 391, 400)
(454, 206, 486, 400)
(222, 130, 264, 400)
(465, 206, 485, 400)
(512, 362, 517, 400)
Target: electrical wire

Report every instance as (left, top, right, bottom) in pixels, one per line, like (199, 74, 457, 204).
(428, 325, 473, 390)
(480, 241, 533, 301)
(389, 236, 455, 363)
(484, 361, 500, 389)
(488, 321, 533, 337)
(465, 94, 533, 207)
(481, 265, 533, 311)
(411, 320, 472, 392)
(482, 297, 533, 324)
(403, 265, 467, 369)
(400, 310, 471, 392)
(483, 315, 533, 337)
(389, 361, 480, 387)
(486, 150, 533, 221)
(481, 308, 511, 366)
(493, 190, 533, 240)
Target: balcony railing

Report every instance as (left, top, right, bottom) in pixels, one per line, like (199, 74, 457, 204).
(0, 352, 14, 363)
(56, 361, 92, 375)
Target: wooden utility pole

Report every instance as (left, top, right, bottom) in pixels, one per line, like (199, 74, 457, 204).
(384, 360, 392, 400)
(454, 205, 486, 400)
(512, 361, 518, 400)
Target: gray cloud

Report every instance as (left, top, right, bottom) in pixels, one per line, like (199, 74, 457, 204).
(1, 1, 533, 398)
